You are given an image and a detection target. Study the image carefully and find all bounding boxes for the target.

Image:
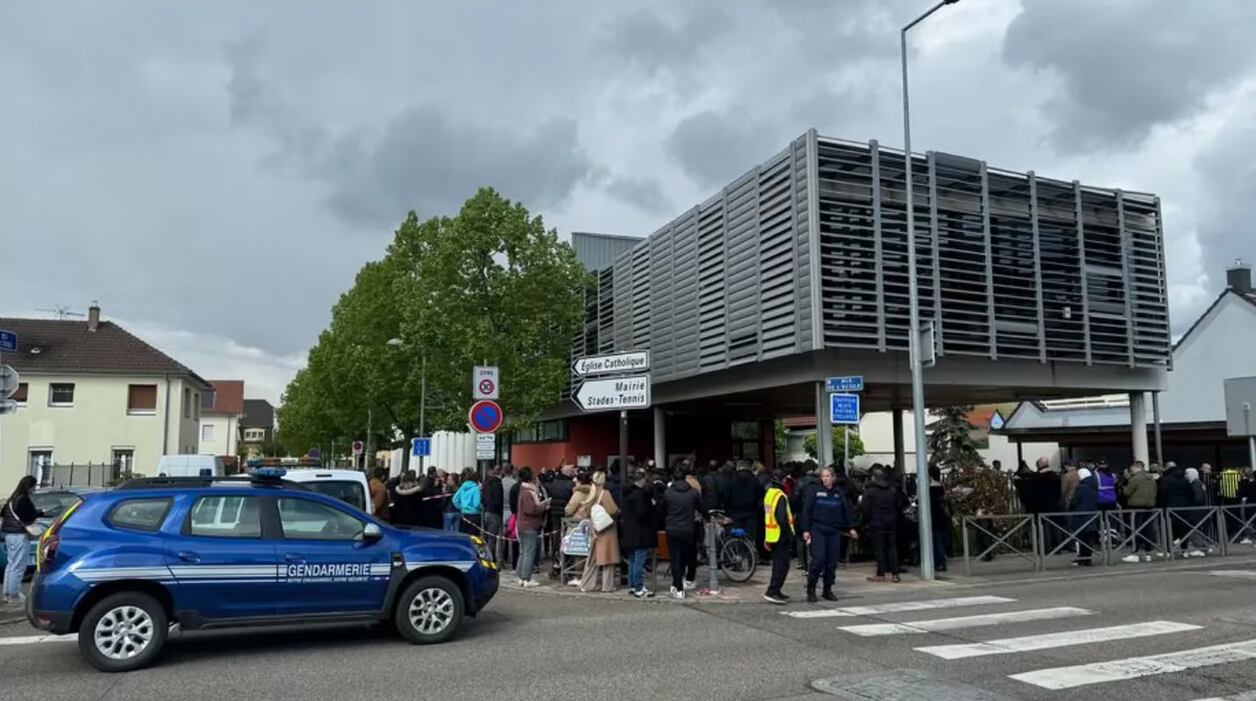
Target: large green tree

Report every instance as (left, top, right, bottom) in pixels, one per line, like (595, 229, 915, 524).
(927, 405, 983, 470)
(804, 426, 865, 467)
(278, 189, 589, 464)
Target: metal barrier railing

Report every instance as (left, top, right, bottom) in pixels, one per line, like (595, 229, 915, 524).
(1165, 506, 1222, 558)
(961, 514, 1039, 575)
(1220, 505, 1256, 554)
(1102, 509, 1165, 564)
(1037, 510, 1107, 566)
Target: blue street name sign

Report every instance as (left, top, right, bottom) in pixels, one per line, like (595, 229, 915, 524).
(0, 330, 16, 352)
(825, 375, 864, 393)
(411, 437, 432, 457)
(830, 393, 860, 425)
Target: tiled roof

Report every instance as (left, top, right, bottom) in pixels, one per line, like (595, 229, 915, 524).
(0, 317, 208, 386)
(206, 380, 245, 415)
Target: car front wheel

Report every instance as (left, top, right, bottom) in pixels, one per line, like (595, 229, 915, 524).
(78, 592, 168, 673)
(394, 576, 464, 645)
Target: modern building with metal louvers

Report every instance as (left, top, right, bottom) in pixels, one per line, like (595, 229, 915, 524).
(516, 129, 1172, 470)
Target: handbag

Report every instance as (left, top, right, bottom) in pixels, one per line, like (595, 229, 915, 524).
(505, 513, 518, 541)
(591, 503, 614, 533)
(8, 502, 43, 539)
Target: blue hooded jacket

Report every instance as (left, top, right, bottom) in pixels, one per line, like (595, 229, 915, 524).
(452, 480, 482, 516)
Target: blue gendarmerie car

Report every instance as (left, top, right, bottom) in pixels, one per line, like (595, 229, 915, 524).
(26, 468, 498, 672)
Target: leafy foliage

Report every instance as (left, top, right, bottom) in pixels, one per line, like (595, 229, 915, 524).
(803, 426, 865, 466)
(277, 189, 589, 460)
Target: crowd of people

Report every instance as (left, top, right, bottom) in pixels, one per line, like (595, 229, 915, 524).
(364, 458, 950, 605)
(1013, 458, 1256, 565)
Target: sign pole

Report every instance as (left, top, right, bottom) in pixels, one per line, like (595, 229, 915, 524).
(618, 409, 628, 485)
(843, 426, 849, 469)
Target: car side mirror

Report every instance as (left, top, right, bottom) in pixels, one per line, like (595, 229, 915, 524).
(359, 522, 383, 542)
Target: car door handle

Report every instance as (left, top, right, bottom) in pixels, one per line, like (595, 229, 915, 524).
(283, 553, 304, 563)
(177, 551, 201, 563)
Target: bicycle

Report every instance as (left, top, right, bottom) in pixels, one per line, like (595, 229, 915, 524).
(707, 509, 758, 583)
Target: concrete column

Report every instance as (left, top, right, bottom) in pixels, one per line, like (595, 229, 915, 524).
(652, 406, 666, 469)
(1130, 391, 1150, 466)
(892, 408, 906, 472)
(815, 382, 833, 467)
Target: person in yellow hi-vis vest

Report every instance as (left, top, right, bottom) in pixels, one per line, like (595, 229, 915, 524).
(763, 470, 795, 605)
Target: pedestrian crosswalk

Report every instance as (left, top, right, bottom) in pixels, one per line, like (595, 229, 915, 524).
(785, 593, 1250, 694)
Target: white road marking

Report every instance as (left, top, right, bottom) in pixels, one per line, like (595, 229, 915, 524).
(1208, 570, 1256, 578)
(1190, 692, 1256, 701)
(839, 607, 1094, 637)
(1011, 638, 1256, 690)
(917, 620, 1202, 659)
(0, 634, 74, 646)
(782, 595, 1016, 619)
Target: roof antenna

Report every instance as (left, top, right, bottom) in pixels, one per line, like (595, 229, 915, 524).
(36, 305, 85, 320)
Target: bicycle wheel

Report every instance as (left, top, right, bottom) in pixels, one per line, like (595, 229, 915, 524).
(720, 537, 757, 583)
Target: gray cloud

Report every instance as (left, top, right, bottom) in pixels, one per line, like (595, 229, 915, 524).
(665, 109, 781, 188)
(599, 5, 734, 75)
(1193, 105, 1256, 289)
(601, 174, 670, 215)
(1004, 0, 1256, 154)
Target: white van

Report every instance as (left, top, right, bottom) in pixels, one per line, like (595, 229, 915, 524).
(156, 454, 225, 478)
(283, 469, 373, 516)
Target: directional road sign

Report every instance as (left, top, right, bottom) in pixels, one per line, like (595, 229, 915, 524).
(0, 365, 18, 398)
(473, 366, 499, 400)
(0, 330, 16, 352)
(830, 393, 860, 425)
(571, 351, 650, 377)
(411, 437, 432, 457)
(574, 375, 651, 412)
(468, 399, 504, 433)
(825, 375, 864, 393)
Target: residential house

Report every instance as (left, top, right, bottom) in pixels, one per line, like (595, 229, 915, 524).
(0, 304, 210, 486)
(240, 398, 276, 456)
(199, 379, 244, 462)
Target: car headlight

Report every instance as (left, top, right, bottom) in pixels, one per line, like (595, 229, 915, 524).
(470, 535, 493, 565)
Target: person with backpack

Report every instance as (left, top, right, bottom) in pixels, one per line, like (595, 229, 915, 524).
(662, 465, 703, 599)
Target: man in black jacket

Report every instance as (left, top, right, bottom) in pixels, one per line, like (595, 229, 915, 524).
(861, 467, 902, 583)
(727, 461, 764, 549)
(545, 465, 575, 572)
(663, 468, 704, 598)
(792, 466, 821, 570)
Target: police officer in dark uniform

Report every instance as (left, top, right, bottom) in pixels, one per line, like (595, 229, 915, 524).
(799, 466, 857, 603)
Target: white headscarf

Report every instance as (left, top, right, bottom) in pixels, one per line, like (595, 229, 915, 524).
(1186, 468, 1199, 483)
(1077, 468, 1093, 480)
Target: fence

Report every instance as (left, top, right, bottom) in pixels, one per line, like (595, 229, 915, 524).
(961, 507, 1256, 573)
(39, 463, 122, 488)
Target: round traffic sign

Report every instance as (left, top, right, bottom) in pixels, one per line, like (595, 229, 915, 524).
(478, 378, 496, 396)
(468, 399, 503, 433)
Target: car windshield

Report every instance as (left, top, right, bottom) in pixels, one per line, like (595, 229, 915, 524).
(31, 492, 83, 520)
(302, 481, 366, 511)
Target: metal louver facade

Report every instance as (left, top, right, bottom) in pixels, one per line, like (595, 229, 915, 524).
(570, 130, 1171, 388)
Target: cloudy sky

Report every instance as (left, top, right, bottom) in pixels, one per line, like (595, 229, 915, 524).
(3, 0, 1254, 404)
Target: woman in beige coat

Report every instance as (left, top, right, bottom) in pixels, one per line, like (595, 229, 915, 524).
(567, 471, 620, 593)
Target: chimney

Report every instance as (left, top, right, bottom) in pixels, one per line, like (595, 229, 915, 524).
(1227, 259, 1252, 295)
(87, 302, 100, 332)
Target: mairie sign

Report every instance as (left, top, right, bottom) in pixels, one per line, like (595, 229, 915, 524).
(574, 375, 651, 412)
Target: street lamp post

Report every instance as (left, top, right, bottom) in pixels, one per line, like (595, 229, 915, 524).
(902, 0, 959, 582)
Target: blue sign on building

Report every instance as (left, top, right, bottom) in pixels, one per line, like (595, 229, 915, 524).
(411, 437, 432, 457)
(0, 330, 16, 352)
(825, 375, 864, 393)
(830, 393, 860, 425)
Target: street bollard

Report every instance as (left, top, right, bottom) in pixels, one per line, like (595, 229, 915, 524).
(707, 521, 720, 594)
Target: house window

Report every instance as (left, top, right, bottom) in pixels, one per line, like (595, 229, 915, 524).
(112, 449, 135, 472)
(201, 424, 215, 442)
(193, 393, 200, 421)
(183, 389, 191, 418)
(731, 422, 761, 462)
(11, 383, 27, 405)
(201, 390, 216, 410)
(514, 420, 568, 444)
(243, 428, 265, 442)
(28, 450, 52, 483)
(127, 384, 157, 415)
(49, 383, 75, 407)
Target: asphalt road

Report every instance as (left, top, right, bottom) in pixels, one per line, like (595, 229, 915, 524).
(2, 562, 1255, 701)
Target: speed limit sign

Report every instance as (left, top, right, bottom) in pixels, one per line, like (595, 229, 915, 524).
(473, 366, 499, 400)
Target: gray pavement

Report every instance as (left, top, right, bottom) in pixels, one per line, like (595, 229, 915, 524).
(0, 559, 1255, 700)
